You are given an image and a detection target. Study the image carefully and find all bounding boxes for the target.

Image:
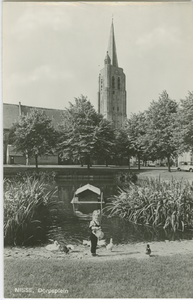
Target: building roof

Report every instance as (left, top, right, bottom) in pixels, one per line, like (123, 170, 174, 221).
(107, 20, 118, 67)
(75, 184, 101, 196)
(3, 103, 64, 130)
(20, 105, 64, 128)
(3, 104, 20, 129)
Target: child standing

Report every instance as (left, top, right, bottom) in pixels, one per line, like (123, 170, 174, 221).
(89, 210, 102, 256)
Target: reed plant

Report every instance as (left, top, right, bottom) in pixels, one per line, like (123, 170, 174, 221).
(105, 177, 193, 232)
(13, 170, 57, 184)
(115, 172, 138, 186)
(4, 172, 57, 246)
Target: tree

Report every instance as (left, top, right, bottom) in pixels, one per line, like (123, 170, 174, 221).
(58, 95, 114, 168)
(126, 112, 147, 170)
(145, 91, 179, 171)
(176, 91, 193, 154)
(10, 109, 57, 169)
(114, 127, 135, 168)
(93, 118, 115, 167)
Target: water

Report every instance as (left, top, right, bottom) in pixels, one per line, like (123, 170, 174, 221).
(48, 178, 193, 245)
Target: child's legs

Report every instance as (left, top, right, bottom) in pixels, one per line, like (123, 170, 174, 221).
(90, 233, 97, 254)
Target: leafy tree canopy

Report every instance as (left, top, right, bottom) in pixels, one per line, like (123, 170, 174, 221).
(93, 118, 115, 164)
(58, 95, 114, 168)
(145, 90, 179, 170)
(114, 127, 135, 166)
(126, 112, 147, 168)
(176, 91, 193, 154)
(10, 108, 57, 168)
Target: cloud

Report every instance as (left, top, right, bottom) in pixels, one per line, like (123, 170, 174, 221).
(136, 26, 181, 51)
(8, 65, 74, 87)
(9, 4, 72, 40)
(3, 2, 193, 115)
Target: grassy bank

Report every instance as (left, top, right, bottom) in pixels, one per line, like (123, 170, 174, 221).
(4, 254, 193, 298)
(4, 165, 193, 181)
(4, 165, 129, 177)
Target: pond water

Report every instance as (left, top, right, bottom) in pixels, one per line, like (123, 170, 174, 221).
(47, 178, 193, 245)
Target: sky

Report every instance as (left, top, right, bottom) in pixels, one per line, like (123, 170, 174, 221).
(2, 1, 193, 117)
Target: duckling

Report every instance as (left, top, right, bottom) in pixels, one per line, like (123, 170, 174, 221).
(106, 238, 113, 251)
(145, 244, 151, 256)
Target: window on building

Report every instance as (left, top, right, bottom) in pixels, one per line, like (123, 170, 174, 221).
(118, 77, 121, 90)
(117, 107, 119, 111)
(112, 76, 115, 88)
(113, 107, 114, 111)
(101, 79, 103, 90)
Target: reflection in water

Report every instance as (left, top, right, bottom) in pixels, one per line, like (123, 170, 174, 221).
(47, 179, 193, 245)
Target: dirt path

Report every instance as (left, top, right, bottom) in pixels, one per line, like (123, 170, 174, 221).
(4, 239, 193, 261)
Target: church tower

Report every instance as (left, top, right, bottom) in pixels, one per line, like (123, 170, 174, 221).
(98, 20, 127, 128)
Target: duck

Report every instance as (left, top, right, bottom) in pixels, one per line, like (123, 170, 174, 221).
(106, 238, 113, 251)
(45, 241, 74, 254)
(66, 245, 74, 252)
(145, 244, 151, 256)
(66, 244, 74, 251)
(59, 244, 75, 254)
(45, 240, 60, 251)
(59, 245, 69, 253)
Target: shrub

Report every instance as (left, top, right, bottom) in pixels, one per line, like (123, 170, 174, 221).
(4, 173, 57, 246)
(105, 177, 193, 232)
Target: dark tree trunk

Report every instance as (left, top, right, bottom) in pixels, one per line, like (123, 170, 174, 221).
(105, 157, 108, 167)
(167, 155, 171, 172)
(138, 155, 141, 170)
(80, 159, 84, 167)
(25, 150, 29, 166)
(128, 155, 130, 169)
(86, 155, 90, 169)
(35, 154, 38, 170)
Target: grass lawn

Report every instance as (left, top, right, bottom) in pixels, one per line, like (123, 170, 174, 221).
(137, 168, 193, 182)
(4, 254, 193, 298)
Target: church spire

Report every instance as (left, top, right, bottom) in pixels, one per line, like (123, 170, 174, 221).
(107, 19, 118, 67)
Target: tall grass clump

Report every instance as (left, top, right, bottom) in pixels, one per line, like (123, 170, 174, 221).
(4, 172, 57, 246)
(105, 177, 193, 232)
(13, 170, 57, 184)
(115, 172, 138, 186)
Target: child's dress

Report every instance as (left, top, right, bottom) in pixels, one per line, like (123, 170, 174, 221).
(89, 220, 101, 256)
